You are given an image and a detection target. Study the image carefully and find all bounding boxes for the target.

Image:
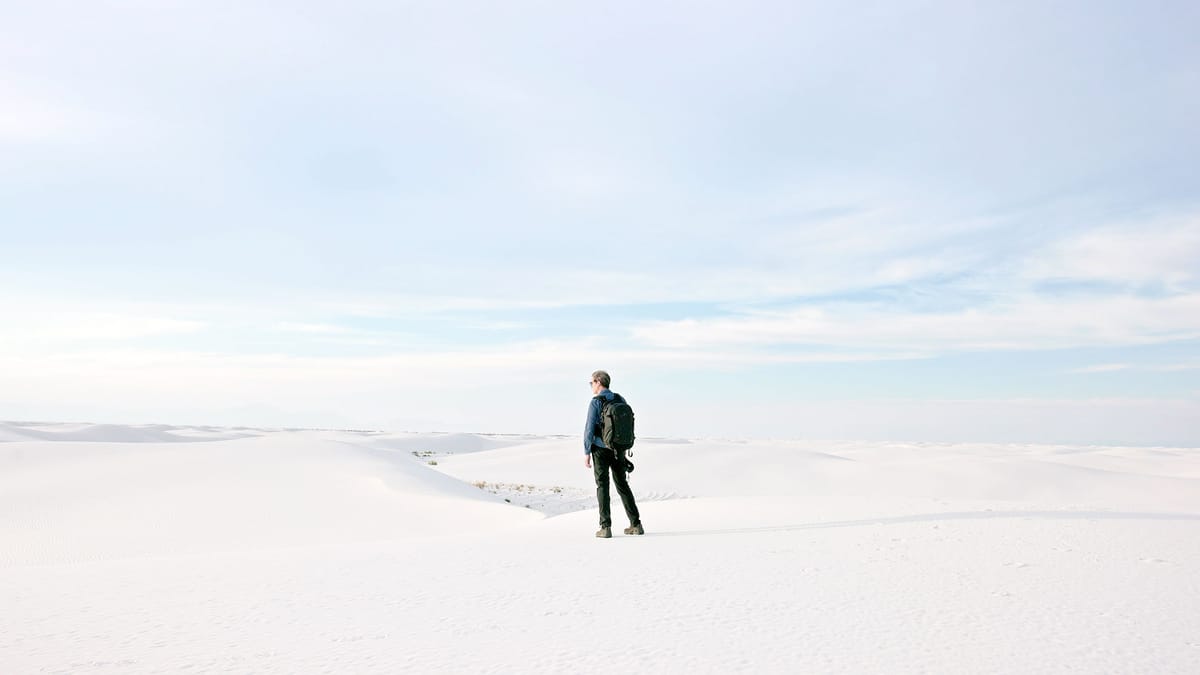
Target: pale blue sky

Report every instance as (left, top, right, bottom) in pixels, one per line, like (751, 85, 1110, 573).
(2, 1, 1198, 444)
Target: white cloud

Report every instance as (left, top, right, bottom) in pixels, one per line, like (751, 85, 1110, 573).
(0, 338, 924, 407)
(684, 397, 1200, 446)
(630, 293, 1200, 353)
(1151, 361, 1200, 372)
(1070, 364, 1131, 374)
(0, 82, 92, 143)
(7, 339, 1197, 442)
(0, 308, 204, 346)
(1071, 361, 1200, 374)
(275, 322, 351, 334)
(329, 212, 1200, 316)
(1024, 218, 1200, 290)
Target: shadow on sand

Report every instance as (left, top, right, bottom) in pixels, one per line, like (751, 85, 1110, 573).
(643, 510, 1200, 538)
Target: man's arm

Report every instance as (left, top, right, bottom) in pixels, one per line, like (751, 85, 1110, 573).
(583, 397, 601, 455)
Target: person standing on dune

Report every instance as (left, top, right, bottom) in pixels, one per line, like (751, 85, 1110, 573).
(584, 370, 643, 538)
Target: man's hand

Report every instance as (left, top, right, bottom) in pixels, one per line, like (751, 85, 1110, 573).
(585, 453, 592, 469)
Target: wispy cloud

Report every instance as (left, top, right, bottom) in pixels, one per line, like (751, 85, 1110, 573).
(1152, 361, 1200, 372)
(275, 322, 352, 335)
(1023, 218, 1200, 292)
(631, 293, 1200, 354)
(1072, 361, 1200, 374)
(0, 82, 93, 144)
(1070, 364, 1131, 374)
(0, 301, 205, 346)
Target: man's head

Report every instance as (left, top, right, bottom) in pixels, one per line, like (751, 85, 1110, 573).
(590, 370, 611, 394)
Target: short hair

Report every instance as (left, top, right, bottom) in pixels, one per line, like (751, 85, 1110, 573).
(591, 370, 611, 388)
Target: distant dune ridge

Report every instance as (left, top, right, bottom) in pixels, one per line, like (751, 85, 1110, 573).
(2, 421, 1198, 673)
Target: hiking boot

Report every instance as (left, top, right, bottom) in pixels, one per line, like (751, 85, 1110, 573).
(623, 523, 644, 535)
(595, 527, 612, 538)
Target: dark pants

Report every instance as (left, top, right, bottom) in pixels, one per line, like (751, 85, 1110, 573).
(592, 446, 640, 528)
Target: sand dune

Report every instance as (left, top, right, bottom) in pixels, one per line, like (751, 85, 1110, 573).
(2, 422, 1198, 673)
(0, 421, 254, 444)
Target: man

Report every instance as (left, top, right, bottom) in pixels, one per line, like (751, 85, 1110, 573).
(585, 370, 643, 538)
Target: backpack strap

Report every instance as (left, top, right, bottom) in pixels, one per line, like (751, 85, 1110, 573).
(592, 394, 615, 449)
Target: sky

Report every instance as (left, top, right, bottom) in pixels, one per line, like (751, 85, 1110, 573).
(2, 1, 1198, 445)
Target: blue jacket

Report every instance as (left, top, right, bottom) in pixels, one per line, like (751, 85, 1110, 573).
(584, 389, 627, 454)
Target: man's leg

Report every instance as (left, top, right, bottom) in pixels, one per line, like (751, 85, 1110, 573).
(611, 450, 641, 527)
(592, 449, 612, 528)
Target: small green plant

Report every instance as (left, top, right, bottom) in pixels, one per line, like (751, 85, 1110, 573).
(426, 459, 438, 466)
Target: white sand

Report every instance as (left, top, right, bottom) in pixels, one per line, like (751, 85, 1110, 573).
(2, 421, 1198, 673)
